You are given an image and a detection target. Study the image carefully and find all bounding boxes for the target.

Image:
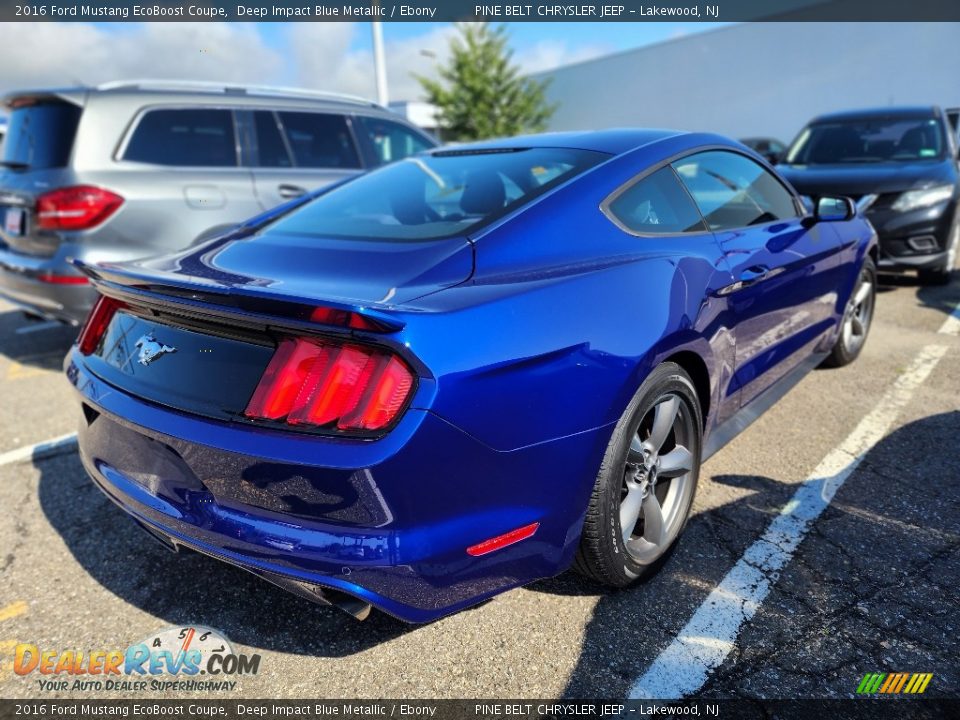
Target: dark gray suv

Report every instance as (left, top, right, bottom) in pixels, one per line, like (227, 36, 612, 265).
(0, 80, 437, 324)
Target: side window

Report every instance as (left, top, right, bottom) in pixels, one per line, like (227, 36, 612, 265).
(253, 111, 292, 168)
(277, 112, 361, 169)
(672, 150, 799, 230)
(124, 109, 237, 167)
(356, 116, 434, 165)
(606, 167, 706, 234)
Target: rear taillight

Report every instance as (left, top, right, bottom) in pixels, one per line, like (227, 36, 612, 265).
(78, 295, 126, 355)
(36, 186, 123, 231)
(245, 337, 414, 433)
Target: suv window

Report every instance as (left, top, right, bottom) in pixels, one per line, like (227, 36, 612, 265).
(2, 101, 82, 170)
(673, 150, 799, 230)
(607, 167, 706, 234)
(253, 111, 293, 168)
(355, 115, 433, 165)
(124, 109, 237, 167)
(276, 112, 360, 169)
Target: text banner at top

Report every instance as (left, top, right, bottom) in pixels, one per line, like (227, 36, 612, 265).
(2, 0, 959, 22)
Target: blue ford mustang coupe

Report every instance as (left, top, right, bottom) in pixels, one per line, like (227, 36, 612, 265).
(66, 130, 877, 622)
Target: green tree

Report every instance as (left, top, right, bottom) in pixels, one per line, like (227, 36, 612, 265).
(417, 23, 556, 142)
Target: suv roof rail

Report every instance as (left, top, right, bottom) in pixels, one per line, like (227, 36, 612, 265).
(95, 79, 381, 108)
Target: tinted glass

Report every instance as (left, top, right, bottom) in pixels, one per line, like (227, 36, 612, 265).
(673, 150, 799, 230)
(2, 101, 81, 169)
(277, 112, 360, 169)
(356, 115, 434, 165)
(266, 147, 608, 241)
(125, 109, 237, 167)
(608, 167, 705, 234)
(253, 111, 292, 168)
(786, 117, 946, 164)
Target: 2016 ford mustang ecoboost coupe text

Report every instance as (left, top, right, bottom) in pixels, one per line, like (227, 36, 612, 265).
(67, 130, 877, 622)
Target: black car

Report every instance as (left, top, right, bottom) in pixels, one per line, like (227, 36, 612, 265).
(740, 136, 787, 165)
(779, 107, 959, 284)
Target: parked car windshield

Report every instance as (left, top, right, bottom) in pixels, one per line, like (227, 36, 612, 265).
(785, 116, 946, 165)
(265, 147, 609, 241)
(1, 100, 82, 170)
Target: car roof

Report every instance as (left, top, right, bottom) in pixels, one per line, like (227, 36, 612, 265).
(811, 106, 940, 124)
(430, 129, 686, 156)
(2, 80, 385, 112)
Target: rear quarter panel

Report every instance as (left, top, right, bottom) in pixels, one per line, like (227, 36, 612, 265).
(401, 134, 741, 453)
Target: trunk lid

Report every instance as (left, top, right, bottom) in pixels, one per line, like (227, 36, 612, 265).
(84, 305, 276, 422)
(88, 229, 475, 308)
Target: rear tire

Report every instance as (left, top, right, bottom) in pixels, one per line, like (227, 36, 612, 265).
(574, 363, 702, 587)
(822, 257, 876, 368)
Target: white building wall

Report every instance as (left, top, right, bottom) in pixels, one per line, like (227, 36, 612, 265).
(533, 23, 960, 143)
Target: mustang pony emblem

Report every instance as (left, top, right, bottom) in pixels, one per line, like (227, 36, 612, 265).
(134, 335, 177, 366)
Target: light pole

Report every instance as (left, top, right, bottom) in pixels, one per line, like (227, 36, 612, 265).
(372, 21, 389, 106)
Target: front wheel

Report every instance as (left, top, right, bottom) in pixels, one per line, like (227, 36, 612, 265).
(917, 221, 959, 286)
(573, 362, 702, 587)
(822, 256, 876, 368)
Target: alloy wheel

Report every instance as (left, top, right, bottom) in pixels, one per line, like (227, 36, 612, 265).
(841, 267, 875, 354)
(619, 393, 696, 566)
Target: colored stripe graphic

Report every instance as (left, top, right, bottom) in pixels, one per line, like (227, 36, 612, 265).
(857, 672, 932, 694)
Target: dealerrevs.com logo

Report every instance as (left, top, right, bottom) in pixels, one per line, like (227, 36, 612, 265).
(14, 626, 260, 693)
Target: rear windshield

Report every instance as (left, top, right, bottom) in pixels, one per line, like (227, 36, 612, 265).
(786, 116, 946, 165)
(2, 100, 81, 170)
(265, 147, 609, 241)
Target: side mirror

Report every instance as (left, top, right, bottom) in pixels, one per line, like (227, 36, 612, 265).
(815, 196, 855, 222)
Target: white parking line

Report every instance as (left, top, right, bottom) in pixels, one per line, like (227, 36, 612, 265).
(0, 432, 78, 467)
(938, 300, 960, 336)
(629, 343, 949, 700)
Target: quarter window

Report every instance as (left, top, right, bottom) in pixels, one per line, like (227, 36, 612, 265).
(355, 116, 434, 165)
(607, 167, 706, 234)
(276, 112, 360, 169)
(124, 109, 237, 167)
(672, 150, 799, 230)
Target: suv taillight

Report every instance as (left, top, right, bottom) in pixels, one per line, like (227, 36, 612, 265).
(245, 337, 415, 433)
(77, 295, 126, 355)
(36, 186, 123, 231)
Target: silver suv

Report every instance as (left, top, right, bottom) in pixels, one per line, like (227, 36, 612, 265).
(0, 80, 437, 324)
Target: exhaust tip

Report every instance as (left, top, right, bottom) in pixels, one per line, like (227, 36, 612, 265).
(259, 571, 373, 621)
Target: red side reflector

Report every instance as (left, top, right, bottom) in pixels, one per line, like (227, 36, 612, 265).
(78, 295, 126, 355)
(245, 337, 415, 433)
(466, 522, 540, 557)
(36, 186, 124, 231)
(37, 272, 90, 285)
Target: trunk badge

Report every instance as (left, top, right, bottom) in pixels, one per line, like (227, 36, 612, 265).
(135, 335, 177, 366)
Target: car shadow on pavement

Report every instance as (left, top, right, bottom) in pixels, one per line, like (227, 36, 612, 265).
(530, 410, 960, 698)
(877, 269, 960, 320)
(35, 452, 419, 657)
(0, 309, 76, 370)
(34, 410, 960, 673)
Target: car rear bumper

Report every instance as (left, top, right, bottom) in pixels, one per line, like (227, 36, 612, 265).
(0, 245, 95, 323)
(66, 349, 606, 623)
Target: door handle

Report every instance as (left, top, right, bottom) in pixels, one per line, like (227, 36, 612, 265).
(277, 184, 307, 199)
(739, 265, 770, 286)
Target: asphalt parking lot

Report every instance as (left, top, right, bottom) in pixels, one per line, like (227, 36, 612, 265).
(1, 272, 959, 701)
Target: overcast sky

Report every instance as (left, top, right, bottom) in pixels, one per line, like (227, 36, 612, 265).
(0, 22, 728, 103)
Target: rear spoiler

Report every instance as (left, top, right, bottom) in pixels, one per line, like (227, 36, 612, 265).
(73, 259, 405, 335)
